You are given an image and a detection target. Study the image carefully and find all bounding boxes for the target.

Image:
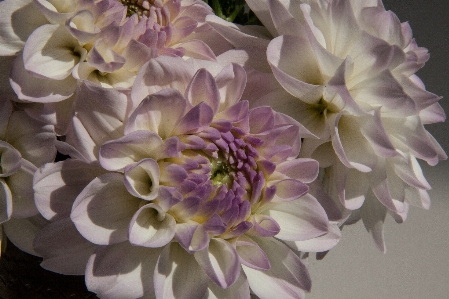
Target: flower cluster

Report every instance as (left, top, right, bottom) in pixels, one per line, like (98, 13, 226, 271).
(208, 0, 446, 251)
(0, 0, 445, 298)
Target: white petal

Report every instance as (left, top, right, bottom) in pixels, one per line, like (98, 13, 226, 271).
(71, 173, 141, 245)
(154, 242, 209, 299)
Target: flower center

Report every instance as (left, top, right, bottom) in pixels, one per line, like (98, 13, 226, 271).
(119, 0, 168, 24)
(210, 159, 232, 187)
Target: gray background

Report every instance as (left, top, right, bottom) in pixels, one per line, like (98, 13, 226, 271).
(308, 0, 449, 298)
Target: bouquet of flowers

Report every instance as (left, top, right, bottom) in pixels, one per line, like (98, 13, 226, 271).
(0, 0, 446, 298)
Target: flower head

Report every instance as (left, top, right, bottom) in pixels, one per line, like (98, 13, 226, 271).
(33, 57, 339, 298)
(1, 0, 230, 134)
(209, 0, 447, 251)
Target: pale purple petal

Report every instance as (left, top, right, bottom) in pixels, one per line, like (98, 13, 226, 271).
(171, 102, 214, 135)
(175, 222, 210, 252)
(194, 238, 240, 288)
(71, 173, 141, 245)
(99, 131, 163, 171)
(236, 235, 270, 270)
(264, 194, 329, 241)
(206, 270, 250, 299)
(185, 68, 220, 114)
(242, 237, 310, 299)
(286, 222, 341, 252)
(275, 158, 319, 183)
(126, 89, 187, 139)
(271, 179, 309, 202)
(0, 179, 12, 223)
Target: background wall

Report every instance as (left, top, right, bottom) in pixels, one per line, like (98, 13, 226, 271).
(307, 0, 449, 298)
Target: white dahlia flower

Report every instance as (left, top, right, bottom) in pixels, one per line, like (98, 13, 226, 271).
(0, 0, 231, 134)
(33, 56, 340, 298)
(207, 0, 446, 251)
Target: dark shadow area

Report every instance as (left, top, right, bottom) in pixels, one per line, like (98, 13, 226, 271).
(0, 240, 98, 299)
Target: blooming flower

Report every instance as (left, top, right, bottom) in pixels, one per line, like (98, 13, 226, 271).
(0, 0, 231, 134)
(33, 56, 340, 298)
(0, 96, 55, 255)
(208, 0, 446, 251)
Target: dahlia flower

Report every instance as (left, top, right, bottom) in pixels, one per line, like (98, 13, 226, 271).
(208, 0, 446, 251)
(0, 96, 55, 255)
(0, 0, 231, 134)
(33, 56, 340, 298)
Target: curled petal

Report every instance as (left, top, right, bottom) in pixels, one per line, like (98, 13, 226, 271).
(129, 203, 176, 248)
(124, 159, 160, 201)
(0, 179, 13, 223)
(248, 214, 280, 237)
(236, 235, 270, 270)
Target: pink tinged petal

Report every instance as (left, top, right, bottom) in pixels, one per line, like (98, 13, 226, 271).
(264, 194, 329, 241)
(360, 194, 388, 253)
(270, 179, 309, 202)
(325, 59, 367, 116)
(171, 16, 198, 42)
(382, 116, 438, 164)
(194, 238, 240, 289)
(99, 131, 163, 171)
(6, 111, 56, 167)
(286, 222, 341, 252)
(248, 106, 274, 134)
(131, 56, 194, 107)
(23, 24, 85, 80)
(393, 155, 431, 190)
(248, 214, 280, 237)
(34, 218, 96, 275)
(33, 160, 105, 221)
(307, 180, 343, 222)
(10, 53, 76, 103)
(71, 81, 128, 147)
(86, 242, 163, 299)
(8, 163, 39, 218)
(0, 141, 21, 177)
(126, 89, 187, 139)
(0, 179, 13, 223)
(0, 0, 48, 55)
(206, 270, 250, 299)
(154, 242, 209, 299)
(368, 158, 403, 213)
(244, 0, 277, 37)
(122, 39, 154, 72)
(66, 10, 100, 44)
(332, 162, 369, 210)
(175, 222, 210, 252)
(242, 237, 310, 299)
(158, 162, 188, 186)
(331, 113, 377, 173)
(214, 63, 246, 111)
(205, 15, 271, 52)
(350, 70, 416, 117)
(267, 35, 324, 104)
(236, 235, 270, 270)
(124, 159, 160, 201)
(398, 74, 442, 111)
(359, 109, 398, 158)
(267, 0, 304, 36)
(169, 196, 201, 222)
(420, 103, 446, 125)
(87, 41, 126, 73)
(65, 115, 98, 163)
(71, 173, 141, 245)
(275, 158, 319, 183)
(185, 68, 220, 114)
(34, 0, 78, 24)
(3, 215, 47, 256)
(172, 102, 214, 135)
(129, 203, 176, 248)
(177, 39, 217, 61)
